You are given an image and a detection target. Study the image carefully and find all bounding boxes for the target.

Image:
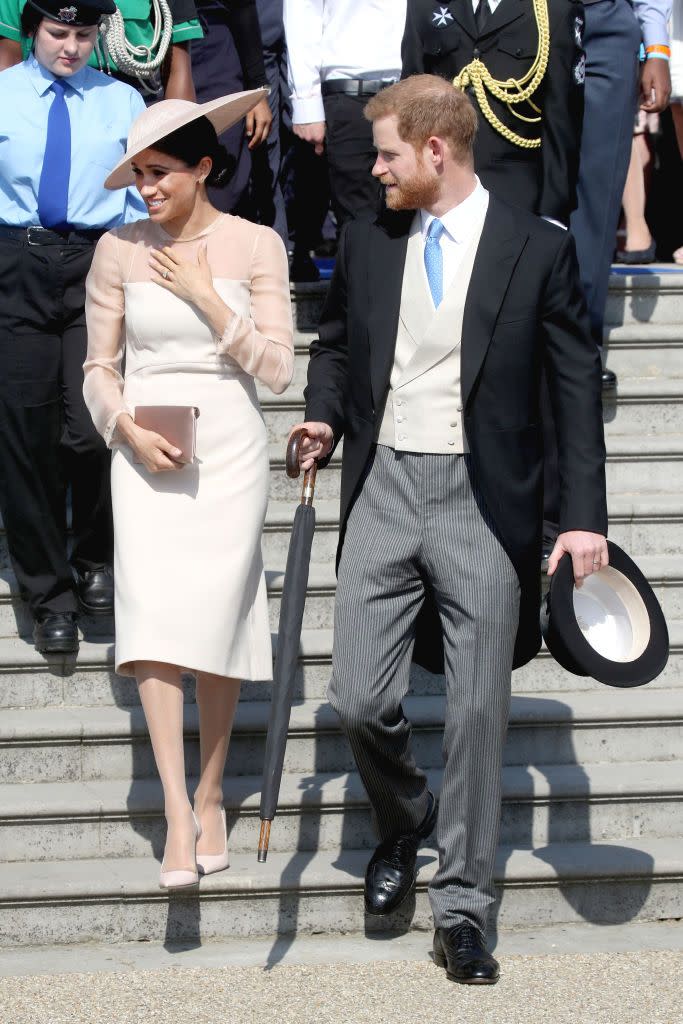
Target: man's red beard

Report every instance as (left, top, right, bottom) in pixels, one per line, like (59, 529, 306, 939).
(381, 162, 439, 210)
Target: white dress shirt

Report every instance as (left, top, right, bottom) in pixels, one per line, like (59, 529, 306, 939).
(420, 178, 490, 300)
(284, 0, 406, 124)
(472, 0, 504, 12)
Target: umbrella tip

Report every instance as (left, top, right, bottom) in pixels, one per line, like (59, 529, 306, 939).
(257, 819, 271, 863)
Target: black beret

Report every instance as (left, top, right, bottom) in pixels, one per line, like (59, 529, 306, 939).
(27, 0, 116, 26)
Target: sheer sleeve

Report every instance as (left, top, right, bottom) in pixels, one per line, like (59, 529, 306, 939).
(83, 231, 131, 447)
(216, 226, 294, 395)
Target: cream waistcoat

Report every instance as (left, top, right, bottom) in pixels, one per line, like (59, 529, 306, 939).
(376, 207, 486, 454)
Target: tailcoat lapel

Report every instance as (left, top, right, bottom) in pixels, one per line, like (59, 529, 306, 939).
(460, 195, 529, 407)
(479, 0, 525, 39)
(367, 214, 410, 410)
(450, 0, 477, 39)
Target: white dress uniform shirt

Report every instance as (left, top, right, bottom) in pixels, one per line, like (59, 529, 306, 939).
(284, 0, 406, 124)
(420, 178, 490, 300)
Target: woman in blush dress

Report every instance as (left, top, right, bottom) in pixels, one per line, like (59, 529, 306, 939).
(83, 91, 294, 889)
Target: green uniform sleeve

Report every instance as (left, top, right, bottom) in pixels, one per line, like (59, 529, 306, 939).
(171, 17, 203, 43)
(0, 0, 23, 42)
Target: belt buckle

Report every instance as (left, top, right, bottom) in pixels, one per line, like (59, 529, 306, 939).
(26, 227, 45, 246)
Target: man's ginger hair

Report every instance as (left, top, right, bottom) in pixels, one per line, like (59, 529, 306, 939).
(365, 74, 478, 165)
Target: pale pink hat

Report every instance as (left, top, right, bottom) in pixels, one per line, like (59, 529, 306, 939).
(105, 88, 267, 190)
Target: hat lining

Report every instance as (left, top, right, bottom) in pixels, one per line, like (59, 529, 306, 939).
(572, 567, 651, 663)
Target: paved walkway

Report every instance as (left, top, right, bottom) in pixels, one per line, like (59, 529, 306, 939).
(1, 923, 681, 1024)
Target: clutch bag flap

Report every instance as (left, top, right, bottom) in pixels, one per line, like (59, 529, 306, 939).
(133, 406, 199, 464)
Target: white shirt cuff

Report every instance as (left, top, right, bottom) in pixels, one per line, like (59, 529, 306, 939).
(292, 94, 326, 124)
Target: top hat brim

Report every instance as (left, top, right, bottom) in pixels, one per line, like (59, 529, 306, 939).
(104, 89, 268, 190)
(540, 540, 669, 688)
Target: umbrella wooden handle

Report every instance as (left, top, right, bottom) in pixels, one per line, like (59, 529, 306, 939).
(286, 428, 317, 506)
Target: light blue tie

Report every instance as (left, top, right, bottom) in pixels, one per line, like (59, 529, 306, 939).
(424, 218, 445, 308)
(37, 79, 71, 231)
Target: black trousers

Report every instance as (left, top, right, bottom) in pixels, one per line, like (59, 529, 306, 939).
(0, 237, 113, 615)
(322, 92, 383, 227)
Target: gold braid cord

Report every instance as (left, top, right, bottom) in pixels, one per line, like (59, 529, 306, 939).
(453, 0, 550, 148)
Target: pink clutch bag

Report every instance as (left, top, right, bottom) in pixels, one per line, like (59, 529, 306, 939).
(133, 406, 199, 465)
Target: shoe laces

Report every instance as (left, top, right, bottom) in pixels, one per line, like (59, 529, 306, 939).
(452, 923, 482, 951)
(381, 834, 418, 871)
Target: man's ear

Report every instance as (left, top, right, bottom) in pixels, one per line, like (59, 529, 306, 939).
(427, 135, 447, 168)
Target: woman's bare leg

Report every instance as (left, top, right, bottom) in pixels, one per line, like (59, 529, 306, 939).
(136, 660, 195, 871)
(622, 134, 653, 252)
(194, 672, 242, 854)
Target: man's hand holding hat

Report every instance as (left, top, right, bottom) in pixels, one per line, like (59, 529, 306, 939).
(547, 530, 609, 588)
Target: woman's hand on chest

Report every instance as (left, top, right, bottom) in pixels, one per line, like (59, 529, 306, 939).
(149, 243, 215, 307)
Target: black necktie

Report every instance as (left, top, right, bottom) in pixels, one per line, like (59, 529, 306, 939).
(475, 0, 491, 34)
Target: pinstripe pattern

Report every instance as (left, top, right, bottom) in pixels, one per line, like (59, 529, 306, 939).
(329, 444, 520, 932)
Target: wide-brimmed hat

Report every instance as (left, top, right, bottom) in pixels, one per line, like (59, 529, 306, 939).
(105, 89, 268, 190)
(540, 540, 669, 688)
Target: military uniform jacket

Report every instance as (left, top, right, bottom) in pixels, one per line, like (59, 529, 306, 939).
(402, 0, 585, 225)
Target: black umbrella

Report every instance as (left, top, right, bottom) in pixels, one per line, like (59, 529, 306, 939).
(258, 428, 318, 862)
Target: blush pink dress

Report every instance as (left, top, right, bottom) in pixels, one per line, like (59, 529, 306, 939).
(84, 214, 293, 679)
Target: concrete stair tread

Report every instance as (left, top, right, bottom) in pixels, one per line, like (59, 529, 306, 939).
(606, 435, 683, 455)
(2, 759, 682, 820)
(0, 837, 680, 903)
(2, 555, 680, 605)
(604, 322, 683, 342)
(2, 688, 682, 741)
(0, 619, 679, 672)
(602, 378, 683, 398)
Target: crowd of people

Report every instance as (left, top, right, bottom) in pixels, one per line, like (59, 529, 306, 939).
(0, 0, 677, 987)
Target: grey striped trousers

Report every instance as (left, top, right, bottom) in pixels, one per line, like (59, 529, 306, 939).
(329, 445, 520, 933)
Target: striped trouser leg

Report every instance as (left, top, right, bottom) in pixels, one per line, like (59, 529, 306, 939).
(328, 446, 433, 838)
(421, 454, 520, 934)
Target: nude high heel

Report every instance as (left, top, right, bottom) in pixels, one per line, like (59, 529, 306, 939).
(159, 810, 202, 890)
(196, 807, 230, 876)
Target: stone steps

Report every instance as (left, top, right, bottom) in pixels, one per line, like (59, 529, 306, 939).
(0, 837, 680, 946)
(0, 270, 680, 950)
(602, 323, 683, 379)
(0, 617, 680, 710)
(1, 760, 681, 863)
(1, 553, 681, 636)
(257, 381, 683, 447)
(2, 557, 679, 634)
(2, 689, 682, 784)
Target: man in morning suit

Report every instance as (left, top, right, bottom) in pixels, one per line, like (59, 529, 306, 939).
(290, 75, 608, 984)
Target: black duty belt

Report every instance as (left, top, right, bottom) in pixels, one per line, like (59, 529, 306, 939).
(0, 225, 105, 246)
(322, 78, 397, 97)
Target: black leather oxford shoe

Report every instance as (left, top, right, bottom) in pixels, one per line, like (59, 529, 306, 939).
(433, 923, 500, 985)
(76, 567, 114, 616)
(33, 611, 79, 655)
(364, 792, 438, 916)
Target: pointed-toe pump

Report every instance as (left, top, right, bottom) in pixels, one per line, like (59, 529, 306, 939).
(159, 811, 202, 890)
(196, 807, 230, 876)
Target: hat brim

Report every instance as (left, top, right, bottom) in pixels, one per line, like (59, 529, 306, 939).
(104, 88, 268, 190)
(540, 540, 669, 687)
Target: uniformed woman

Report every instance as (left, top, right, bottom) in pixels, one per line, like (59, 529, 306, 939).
(0, 0, 146, 653)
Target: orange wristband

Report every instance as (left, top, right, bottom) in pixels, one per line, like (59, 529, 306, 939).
(645, 44, 671, 57)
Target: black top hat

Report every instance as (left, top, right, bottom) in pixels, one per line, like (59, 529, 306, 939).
(27, 0, 116, 26)
(540, 540, 669, 688)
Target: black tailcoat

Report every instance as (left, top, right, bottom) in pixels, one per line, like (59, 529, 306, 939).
(304, 196, 607, 671)
(401, 0, 585, 224)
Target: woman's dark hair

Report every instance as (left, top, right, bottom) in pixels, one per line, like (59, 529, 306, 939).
(20, 5, 43, 36)
(153, 116, 235, 189)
